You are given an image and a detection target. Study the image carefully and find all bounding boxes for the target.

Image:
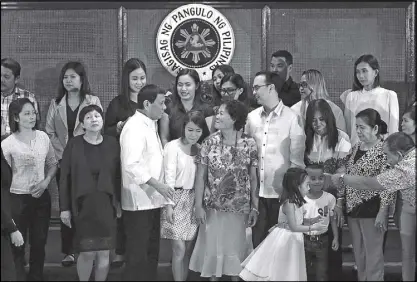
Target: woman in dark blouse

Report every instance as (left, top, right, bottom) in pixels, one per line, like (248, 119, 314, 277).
(60, 105, 121, 281)
(160, 69, 214, 145)
(104, 58, 147, 137)
(104, 58, 147, 267)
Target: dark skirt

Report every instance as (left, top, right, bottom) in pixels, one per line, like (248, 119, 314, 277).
(74, 191, 116, 252)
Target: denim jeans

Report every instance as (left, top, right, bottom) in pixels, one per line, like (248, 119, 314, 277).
(304, 233, 329, 281)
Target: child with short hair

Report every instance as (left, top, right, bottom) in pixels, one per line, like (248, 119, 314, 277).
(239, 168, 327, 281)
(304, 164, 339, 281)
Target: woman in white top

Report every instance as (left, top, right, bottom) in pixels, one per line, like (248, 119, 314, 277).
(1, 98, 58, 281)
(160, 110, 209, 281)
(291, 69, 346, 133)
(343, 54, 399, 145)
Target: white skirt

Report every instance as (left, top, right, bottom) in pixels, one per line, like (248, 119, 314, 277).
(240, 226, 307, 281)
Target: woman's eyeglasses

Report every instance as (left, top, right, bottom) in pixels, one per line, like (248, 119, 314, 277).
(220, 88, 237, 95)
(299, 81, 311, 89)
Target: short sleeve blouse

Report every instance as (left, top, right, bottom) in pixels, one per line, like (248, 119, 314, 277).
(195, 131, 258, 214)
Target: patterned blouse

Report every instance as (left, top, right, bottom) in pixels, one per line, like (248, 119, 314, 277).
(338, 140, 395, 215)
(195, 131, 258, 214)
(376, 148, 415, 209)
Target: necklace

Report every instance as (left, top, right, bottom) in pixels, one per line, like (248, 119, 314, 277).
(221, 130, 239, 162)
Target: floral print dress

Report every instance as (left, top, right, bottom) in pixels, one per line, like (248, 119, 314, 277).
(195, 131, 259, 214)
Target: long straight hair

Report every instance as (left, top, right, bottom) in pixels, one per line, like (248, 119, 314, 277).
(305, 99, 339, 155)
(120, 58, 147, 110)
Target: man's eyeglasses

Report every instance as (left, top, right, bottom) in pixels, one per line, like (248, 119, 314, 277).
(252, 84, 270, 92)
(220, 88, 237, 96)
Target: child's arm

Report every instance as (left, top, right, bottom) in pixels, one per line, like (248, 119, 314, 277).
(284, 202, 325, 233)
(330, 215, 339, 251)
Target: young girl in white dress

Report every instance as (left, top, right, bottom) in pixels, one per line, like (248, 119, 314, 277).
(240, 167, 327, 281)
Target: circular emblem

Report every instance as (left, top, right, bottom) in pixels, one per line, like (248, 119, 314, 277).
(156, 4, 235, 81)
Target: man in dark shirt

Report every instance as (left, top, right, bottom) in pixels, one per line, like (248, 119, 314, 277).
(269, 50, 301, 107)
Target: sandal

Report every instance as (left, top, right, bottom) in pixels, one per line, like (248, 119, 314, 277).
(61, 254, 75, 267)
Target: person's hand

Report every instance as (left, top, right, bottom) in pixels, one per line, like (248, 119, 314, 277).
(375, 211, 388, 232)
(307, 215, 322, 225)
(332, 238, 339, 251)
(195, 206, 206, 225)
(247, 209, 258, 228)
(155, 183, 175, 202)
(116, 202, 122, 219)
(60, 211, 72, 228)
(311, 219, 327, 233)
(117, 118, 130, 133)
(166, 205, 174, 224)
(334, 205, 344, 228)
(31, 179, 49, 198)
(10, 230, 24, 247)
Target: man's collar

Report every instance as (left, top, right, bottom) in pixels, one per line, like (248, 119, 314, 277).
(261, 100, 284, 117)
(135, 110, 156, 127)
(1, 86, 18, 98)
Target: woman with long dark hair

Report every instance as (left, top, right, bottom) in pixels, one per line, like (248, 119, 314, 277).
(304, 99, 351, 280)
(104, 58, 147, 267)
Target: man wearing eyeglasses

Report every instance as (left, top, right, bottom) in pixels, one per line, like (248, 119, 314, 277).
(246, 71, 306, 248)
(270, 50, 301, 107)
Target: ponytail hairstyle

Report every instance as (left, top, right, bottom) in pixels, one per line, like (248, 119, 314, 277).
(355, 108, 388, 137)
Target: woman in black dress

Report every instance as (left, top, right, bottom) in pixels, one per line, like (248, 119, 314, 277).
(59, 105, 121, 281)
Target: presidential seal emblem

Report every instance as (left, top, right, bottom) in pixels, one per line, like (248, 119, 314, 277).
(156, 4, 235, 80)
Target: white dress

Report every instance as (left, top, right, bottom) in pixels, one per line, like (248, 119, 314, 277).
(240, 204, 307, 281)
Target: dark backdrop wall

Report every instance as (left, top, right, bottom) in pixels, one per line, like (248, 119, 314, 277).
(1, 2, 415, 218)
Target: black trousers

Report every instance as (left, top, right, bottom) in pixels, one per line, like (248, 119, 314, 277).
(123, 208, 161, 281)
(10, 191, 51, 281)
(115, 216, 126, 255)
(1, 234, 16, 281)
(252, 197, 281, 248)
(56, 166, 75, 255)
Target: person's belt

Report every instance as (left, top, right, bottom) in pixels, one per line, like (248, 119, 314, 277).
(174, 187, 183, 191)
(304, 231, 329, 241)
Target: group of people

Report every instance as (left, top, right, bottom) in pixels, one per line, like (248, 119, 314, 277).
(0, 49, 415, 282)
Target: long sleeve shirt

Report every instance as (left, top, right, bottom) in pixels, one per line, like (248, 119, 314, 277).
(120, 111, 173, 211)
(343, 87, 399, 145)
(1, 130, 58, 195)
(245, 100, 306, 198)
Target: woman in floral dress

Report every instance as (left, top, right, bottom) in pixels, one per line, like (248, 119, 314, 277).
(190, 100, 259, 281)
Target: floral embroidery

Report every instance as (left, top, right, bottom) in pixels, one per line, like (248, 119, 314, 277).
(340, 141, 395, 213)
(376, 149, 416, 208)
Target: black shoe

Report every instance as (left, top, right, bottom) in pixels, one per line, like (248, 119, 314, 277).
(61, 254, 75, 267)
